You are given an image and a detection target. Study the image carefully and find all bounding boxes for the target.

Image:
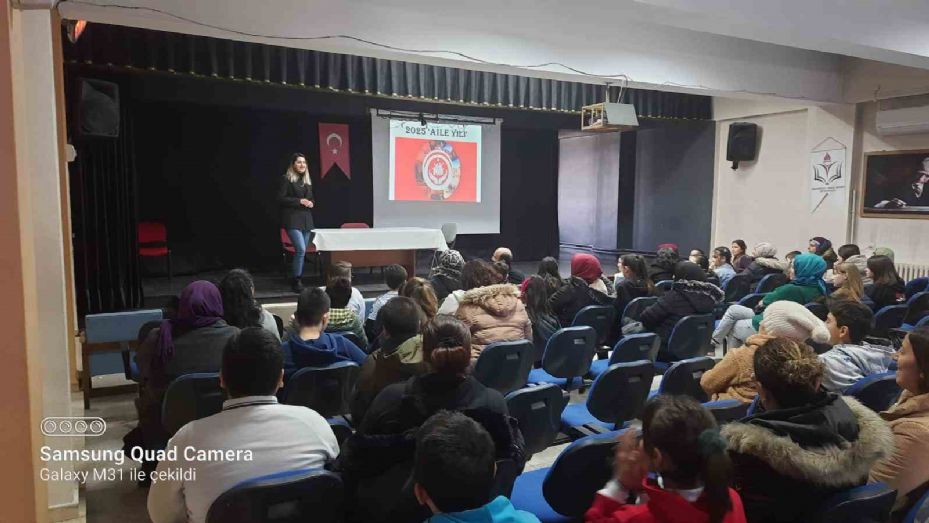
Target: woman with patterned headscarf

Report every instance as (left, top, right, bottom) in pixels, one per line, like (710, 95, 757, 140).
(745, 242, 787, 285)
(429, 249, 465, 302)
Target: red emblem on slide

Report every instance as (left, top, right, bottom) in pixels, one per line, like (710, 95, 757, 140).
(414, 141, 462, 200)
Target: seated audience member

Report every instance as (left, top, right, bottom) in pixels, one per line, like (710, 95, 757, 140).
(326, 261, 366, 320)
(521, 276, 561, 355)
(688, 248, 707, 265)
(367, 264, 408, 326)
(399, 277, 439, 325)
(830, 262, 866, 303)
(438, 259, 499, 316)
(870, 327, 929, 515)
(825, 244, 872, 286)
(325, 277, 368, 347)
(711, 246, 737, 288)
(550, 253, 615, 327)
(413, 411, 540, 523)
(820, 300, 895, 392)
(492, 247, 526, 285)
(429, 249, 465, 302)
(586, 395, 746, 523)
(744, 243, 786, 284)
(456, 279, 532, 362)
(491, 261, 511, 284)
(809, 236, 838, 270)
(692, 253, 714, 278)
(721, 338, 893, 523)
(713, 252, 826, 349)
(649, 247, 679, 284)
(784, 250, 801, 265)
(351, 297, 427, 423)
(701, 301, 830, 404)
(614, 254, 655, 321)
(219, 268, 280, 340)
(537, 256, 564, 296)
(282, 287, 367, 372)
(730, 239, 753, 273)
(148, 328, 339, 523)
(865, 255, 906, 310)
(640, 261, 723, 355)
(134, 281, 238, 461)
(873, 246, 895, 262)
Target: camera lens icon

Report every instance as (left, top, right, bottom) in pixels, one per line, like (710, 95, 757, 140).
(41, 417, 107, 436)
(42, 419, 58, 435)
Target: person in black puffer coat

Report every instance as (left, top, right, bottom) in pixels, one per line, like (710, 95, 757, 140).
(648, 247, 679, 285)
(640, 261, 723, 358)
(549, 253, 614, 327)
(744, 242, 787, 285)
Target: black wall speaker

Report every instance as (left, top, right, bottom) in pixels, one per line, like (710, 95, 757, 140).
(75, 78, 120, 139)
(726, 122, 757, 169)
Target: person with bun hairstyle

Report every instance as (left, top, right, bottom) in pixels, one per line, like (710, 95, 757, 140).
(585, 395, 746, 523)
(721, 338, 893, 522)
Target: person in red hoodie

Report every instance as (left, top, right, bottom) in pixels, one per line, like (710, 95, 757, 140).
(585, 395, 747, 523)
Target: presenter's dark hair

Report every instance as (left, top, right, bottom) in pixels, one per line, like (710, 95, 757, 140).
(460, 260, 498, 291)
(222, 327, 284, 397)
(414, 411, 495, 513)
(384, 264, 408, 290)
(296, 287, 330, 326)
(326, 277, 353, 308)
(379, 297, 422, 339)
(218, 269, 263, 329)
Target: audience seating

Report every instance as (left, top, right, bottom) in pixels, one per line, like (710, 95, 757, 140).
(473, 340, 534, 395)
(814, 482, 896, 523)
(492, 458, 522, 499)
(805, 302, 829, 321)
(621, 296, 658, 323)
(723, 272, 753, 303)
(279, 228, 319, 277)
(328, 418, 353, 446)
(272, 314, 285, 338)
(651, 356, 715, 402)
(339, 332, 365, 352)
(505, 384, 568, 455)
(282, 362, 360, 418)
(703, 399, 750, 424)
(655, 280, 673, 294)
(363, 298, 375, 320)
(903, 486, 929, 523)
(845, 371, 901, 413)
(737, 292, 767, 310)
(755, 273, 789, 294)
(905, 292, 929, 325)
(510, 430, 620, 522)
(162, 373, 224, 436)
(588, 333, 659, 379)
(528, 326, 597, 391)
(657, 314, 714, 366)
(905, 277, 929, 300)
(83, 309, 164, 406)
(571, 305, 615, 349)
(561, 360, 654, 435)
(206, 468, 344, 523)
(138, 221, 172, 280)
(746, 395, 761, 416)
(874, 304, 908, 337)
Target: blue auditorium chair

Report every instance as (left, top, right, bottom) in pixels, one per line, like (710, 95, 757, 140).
(703, 399, 749, 424)
(621, 296, 658, 323)
(655, 280, 673, 294)
(510, 430, 620, 522)
(737, 292, 767, 310)
(505, 384, 568, 455)
(903, 486, 929, 523)
(815, 482, 896, 523)
(874, 304, 908, 337)
(722, 272, 753, 303)
(588, 333, 659, 379)
(571, 305, 615, 349)
(561, 360, 654, 435)
(755, 273, 789, 294)
(473, 339, 534, 395)
(339, 332, 365, 353)
(845, 371, 901, 413)
(282, 361, 360, 418)
(656, 313, 715, 367)
(651, 356, 715, 402)
(527, 326, 596, 391)
(206, 468, 344, 523)
(83, 308, 164, 406)
(905, 277, 929, 300)
(363, 297, 375, 320)
(162, 372, 224, 436)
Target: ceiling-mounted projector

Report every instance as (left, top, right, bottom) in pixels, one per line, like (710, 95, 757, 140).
(581, 102, 639, 132)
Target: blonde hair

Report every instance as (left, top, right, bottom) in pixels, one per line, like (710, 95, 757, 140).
(285, 153, 311, 186)
(832, 262, 864, 302)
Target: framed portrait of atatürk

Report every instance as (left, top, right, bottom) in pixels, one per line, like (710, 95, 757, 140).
(861, 150, 929, 218)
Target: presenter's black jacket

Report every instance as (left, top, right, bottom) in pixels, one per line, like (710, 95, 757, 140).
(278, 177, 315, 231)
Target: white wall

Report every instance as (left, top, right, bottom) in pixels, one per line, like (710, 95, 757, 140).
(852, 102, 929, 264)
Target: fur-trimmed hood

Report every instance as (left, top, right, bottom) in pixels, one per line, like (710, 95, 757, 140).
(671, 279, 725, 304)
(722, 396, 894, 488)
(460, 283, 520, 317)
(754, 256, 788, 272)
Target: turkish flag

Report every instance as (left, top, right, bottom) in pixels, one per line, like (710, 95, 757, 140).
(318, 123, 351, 179)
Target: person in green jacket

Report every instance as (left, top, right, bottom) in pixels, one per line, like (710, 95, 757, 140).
(714, 253, 826, 348)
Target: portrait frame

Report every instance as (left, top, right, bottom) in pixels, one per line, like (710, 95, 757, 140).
(860, 149, 929, 219)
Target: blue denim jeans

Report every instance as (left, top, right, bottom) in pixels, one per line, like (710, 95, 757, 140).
(286, 229, 314, 278)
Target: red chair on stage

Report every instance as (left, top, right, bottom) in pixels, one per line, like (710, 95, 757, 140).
(138, 221, 172, 280)
(280, 228, 319, 277)
(340, 222, 370, 229)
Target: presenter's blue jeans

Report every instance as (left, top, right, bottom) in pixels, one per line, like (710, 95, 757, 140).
(286, 229, 314, 278)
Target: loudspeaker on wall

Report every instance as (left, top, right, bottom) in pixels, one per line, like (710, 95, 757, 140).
(75, 78, 120, 139)
(726, 122, 758, 169)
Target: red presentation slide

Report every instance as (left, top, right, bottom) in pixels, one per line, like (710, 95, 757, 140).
(392, 138, 478, 202)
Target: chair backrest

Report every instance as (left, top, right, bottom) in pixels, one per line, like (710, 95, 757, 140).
(587, 361, 655, 427)
(473, 340, 534, 395)
(905, 292, 929, 325)
(903, 485, 929, 523)
(505, 384, 567, 455)
(440, 223, 458, 243)
(162, 373, 224, 435)
(492, 458, 520, 499)
(918, 315, 929, 328)
(571, 305, 615, 346)
(658, 356, 716, 402)
(542, 430, 621, 517)
(723, 272, 753, 303)
(874, 304, 908, 336)
(282, 362, 360, 418)
(609, 333, 660, 365)
(815, 482, 896, 523)
(340, 332, 364, 352)
(273, 314, 285, 338)
(905, 277, 929, 300)
(622, 296, 658, 322)
(703, 399, 750, 425)
(340, 222, 370, 229)
(363, 298, 375, 320)
(541, 326, 597, 381)
(845, 371, 901, 413)
(655, 280, 673, 293)
(805, 302, 829, 321)
(206, 468, 344, 523)
(755, 273, 789, 294)
(138, 221, 167, 243)
(85, 309, 164, 344)
(737, 293, 766, 310)
(665, 314, 715, 361)
(280, 228, 295, 253)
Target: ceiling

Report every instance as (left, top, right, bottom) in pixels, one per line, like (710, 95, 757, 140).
(57, 0, 929, 104)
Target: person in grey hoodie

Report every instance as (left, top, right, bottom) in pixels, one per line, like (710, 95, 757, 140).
(819, 299, 895, 392)
(824, 244, 872, 286)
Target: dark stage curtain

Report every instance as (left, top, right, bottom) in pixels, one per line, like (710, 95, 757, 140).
(68, 76, 143, 316)
(64, 24, 712, 120)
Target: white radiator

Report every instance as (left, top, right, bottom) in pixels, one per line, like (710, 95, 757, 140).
(897, 262, 929, 281)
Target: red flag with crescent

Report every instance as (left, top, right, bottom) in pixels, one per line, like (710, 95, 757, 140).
(318, 123, 351, 179)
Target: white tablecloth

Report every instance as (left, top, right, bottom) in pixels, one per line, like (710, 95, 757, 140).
(312, 227, 448, 252)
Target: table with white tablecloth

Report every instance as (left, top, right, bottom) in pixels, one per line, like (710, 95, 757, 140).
(312, 227, 447, 276)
